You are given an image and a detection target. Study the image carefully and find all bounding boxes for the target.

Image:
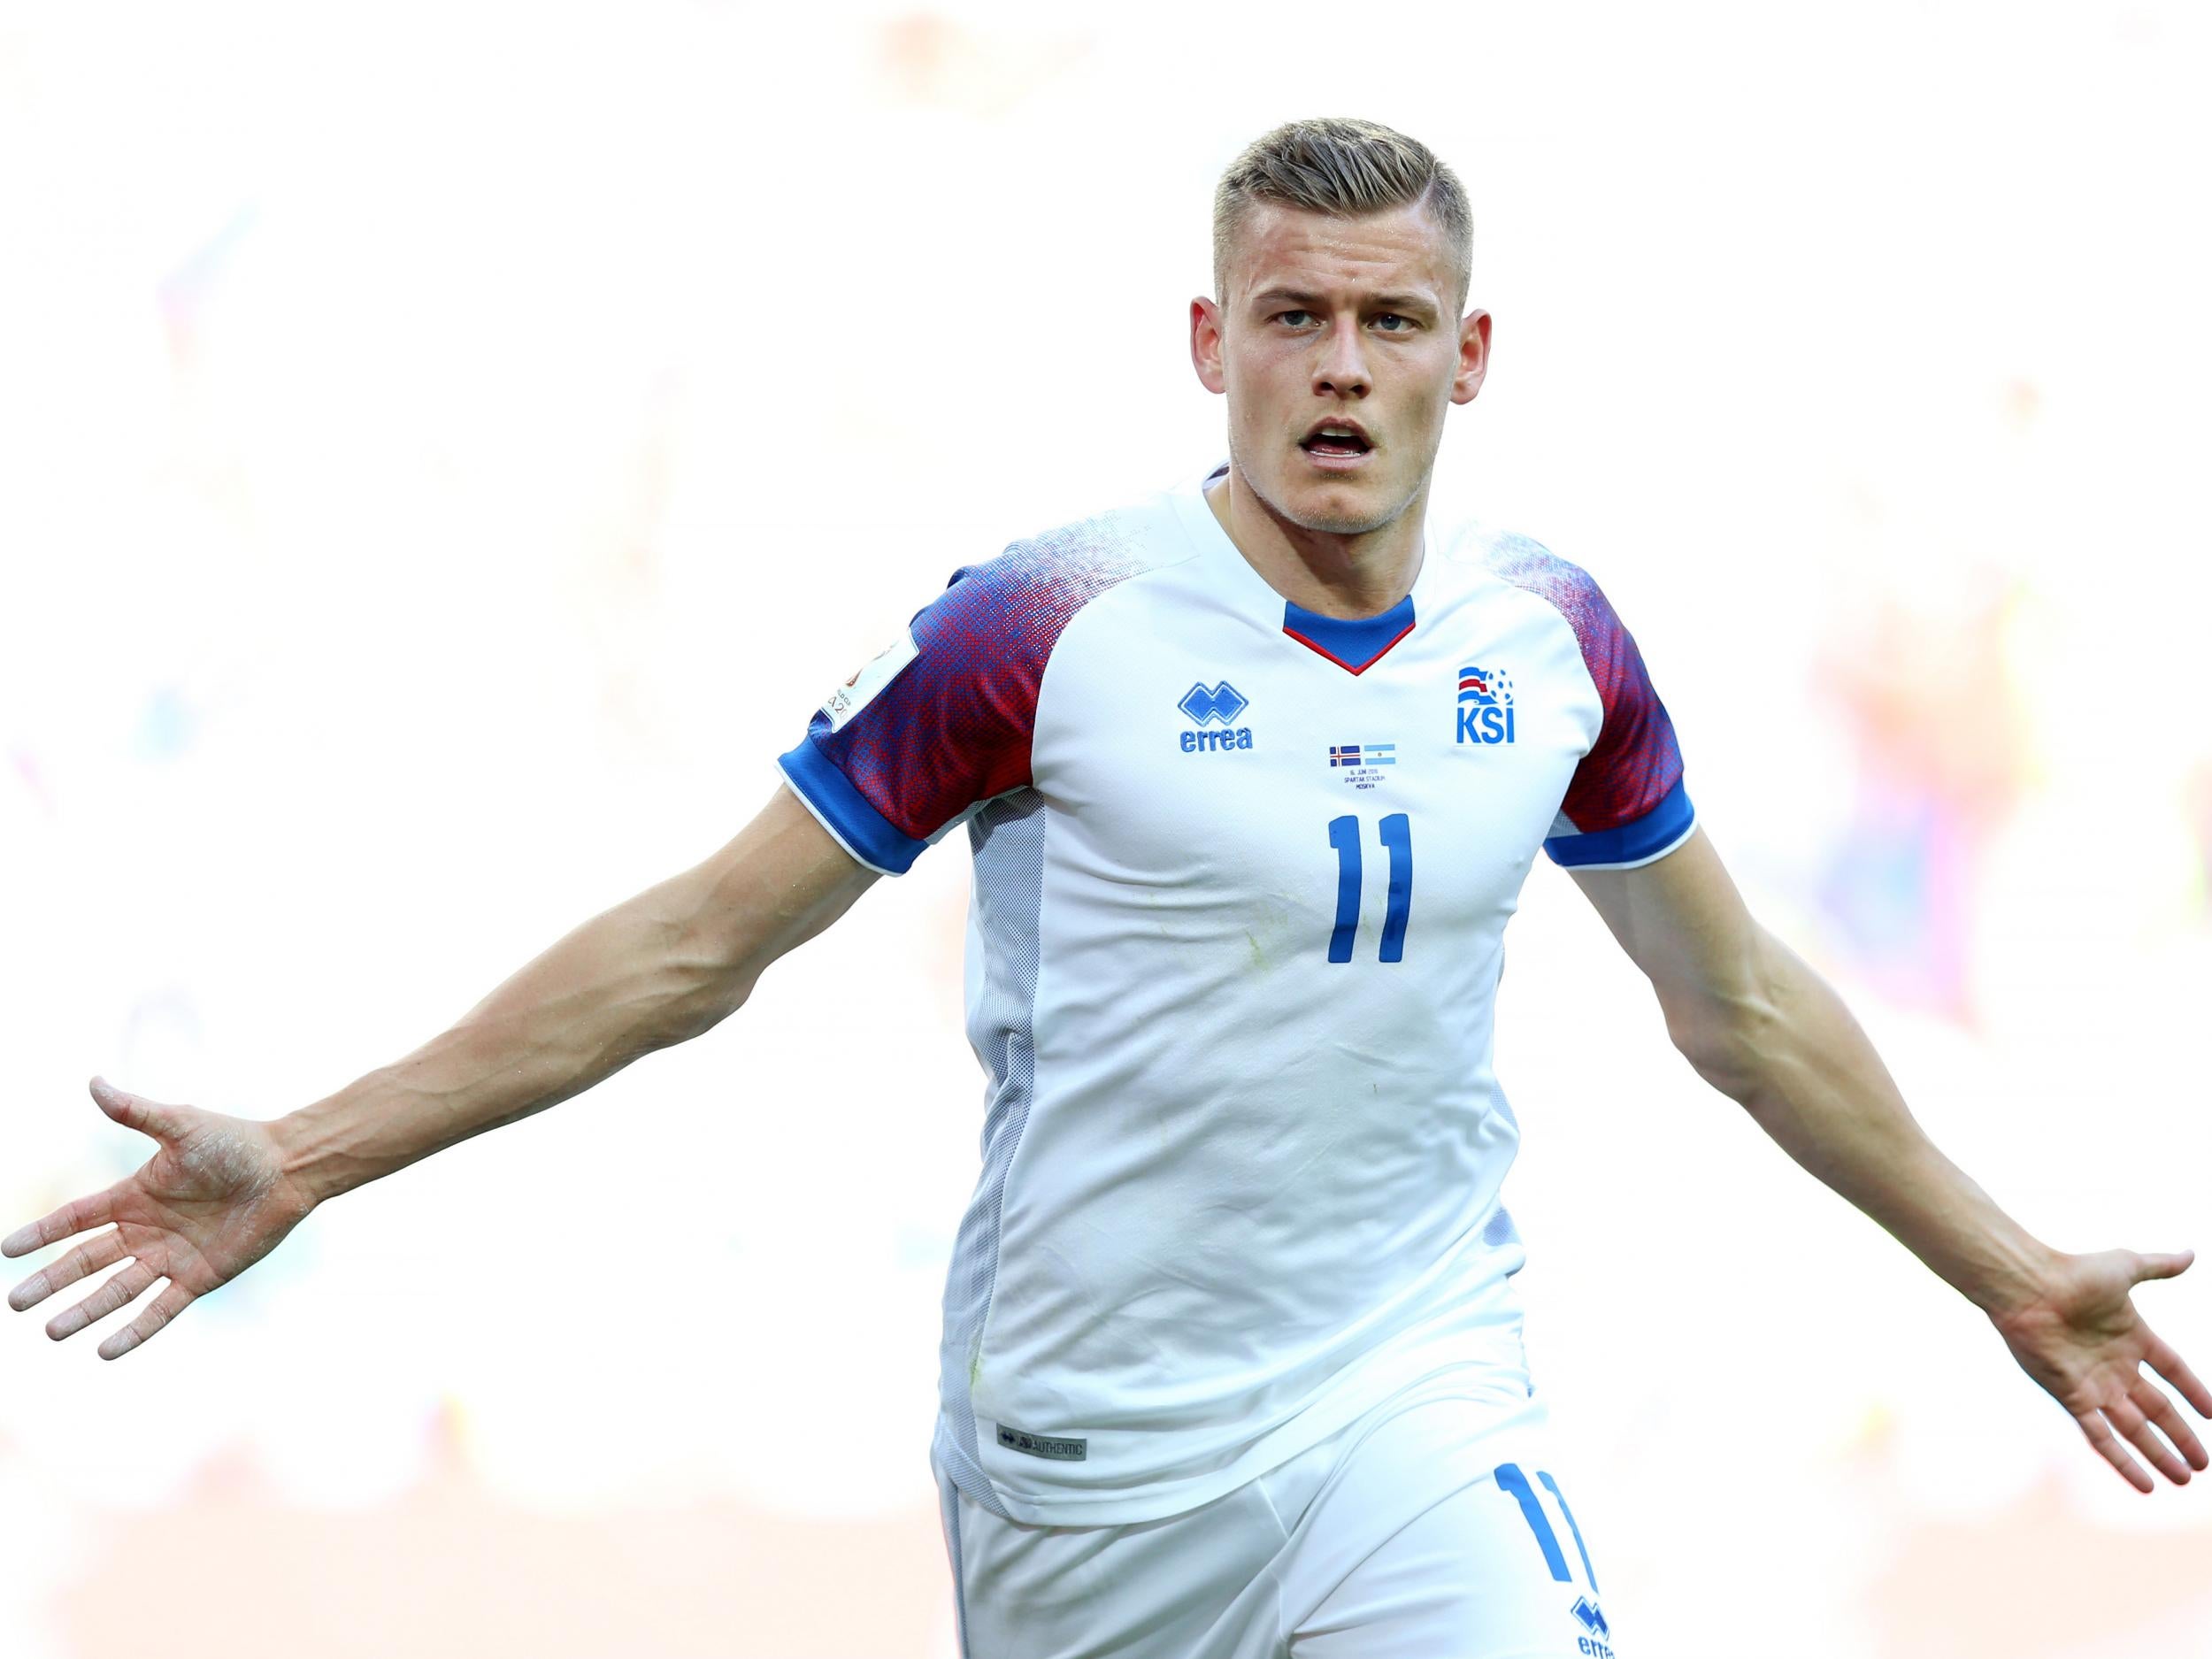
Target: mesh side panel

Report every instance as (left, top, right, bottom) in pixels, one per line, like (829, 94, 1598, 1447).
(932, 787, 1048, 1517)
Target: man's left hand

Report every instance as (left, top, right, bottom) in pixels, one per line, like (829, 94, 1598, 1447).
(1991, 1248, 2212, 1492)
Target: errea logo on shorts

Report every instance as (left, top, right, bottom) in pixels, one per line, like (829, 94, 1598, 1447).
(1571, 1594, 1613, 1656)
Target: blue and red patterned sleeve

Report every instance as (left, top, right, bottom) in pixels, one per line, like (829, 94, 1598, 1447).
(1486, 538, 1695, 870)
(777, 530, 1148, 874)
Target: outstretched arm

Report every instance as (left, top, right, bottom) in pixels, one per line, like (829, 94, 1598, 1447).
(4, 783, 875, 1358)
(271, 782, 874, 1201)
(1570, 826, 2212, 1493)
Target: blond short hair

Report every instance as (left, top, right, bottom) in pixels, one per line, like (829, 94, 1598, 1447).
(1212, 117, 1473, 312)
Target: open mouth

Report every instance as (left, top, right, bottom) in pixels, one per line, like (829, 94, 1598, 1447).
(1299, 426, 1372, 460)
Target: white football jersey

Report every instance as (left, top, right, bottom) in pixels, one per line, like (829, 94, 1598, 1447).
(778, 461, 1694, 1525)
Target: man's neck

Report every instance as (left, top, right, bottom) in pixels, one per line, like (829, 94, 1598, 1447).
(1204, 466, 1426, 621)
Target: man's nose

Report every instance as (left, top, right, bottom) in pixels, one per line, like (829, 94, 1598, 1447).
(1312, 318, 1371, 398)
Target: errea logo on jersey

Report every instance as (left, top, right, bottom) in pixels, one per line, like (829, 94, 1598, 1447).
(1456, 664, 1517, 745)
(1179, 680, 1255, 754)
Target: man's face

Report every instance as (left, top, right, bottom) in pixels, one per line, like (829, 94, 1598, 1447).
(1191, 199, 1489, 537)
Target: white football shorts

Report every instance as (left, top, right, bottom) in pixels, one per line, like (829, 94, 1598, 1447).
(932, 1365, 1622, 1659)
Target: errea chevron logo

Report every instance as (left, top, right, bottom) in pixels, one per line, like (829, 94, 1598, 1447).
(1571, 1594, 1613, 1656)
(1177, 680, 1254, 755)
(1179, 680, 1248, 726)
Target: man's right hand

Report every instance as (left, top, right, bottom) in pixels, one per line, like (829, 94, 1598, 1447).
(6, 786, 875, 1363)
(4, 1077, 318, 1360)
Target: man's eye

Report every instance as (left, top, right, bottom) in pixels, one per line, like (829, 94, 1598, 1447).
(1275, 310, 1314, 326)
(1375, 313, 1412, 331)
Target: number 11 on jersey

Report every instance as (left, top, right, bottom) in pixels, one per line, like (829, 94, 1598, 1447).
(1326, 812, 1413, 964)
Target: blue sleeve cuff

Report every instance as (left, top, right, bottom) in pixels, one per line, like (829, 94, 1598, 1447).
(776, 739, 929, 876)
(1544, 779, 1696, 870)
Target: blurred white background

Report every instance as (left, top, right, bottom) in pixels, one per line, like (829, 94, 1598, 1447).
(4, 2, 2209, 1655)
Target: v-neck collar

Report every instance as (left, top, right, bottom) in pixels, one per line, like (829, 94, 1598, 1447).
(1169, 459, 1432, 676)
(1279, 593, 1417, 675)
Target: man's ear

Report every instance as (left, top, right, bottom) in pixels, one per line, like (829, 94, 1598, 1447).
(1190, 296, 1227, 396)
(1451, 309, 1492, 405)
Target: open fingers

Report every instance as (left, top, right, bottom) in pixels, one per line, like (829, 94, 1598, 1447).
(2103, 1395, 2193, 1486)
(3, 1188, 119, 1259)
(6, 1227, 127, 1312)
(2146, 1333, 2212, 1420)
(2075, 1409, 2154, 1493)
(98, 1279, 196, 1360)
(46, 1259, 158, 1343)
(2131, 1378, 2209, 1474)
